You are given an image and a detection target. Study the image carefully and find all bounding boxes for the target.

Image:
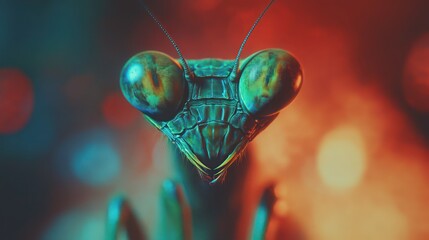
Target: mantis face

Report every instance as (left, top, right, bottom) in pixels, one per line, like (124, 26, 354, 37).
(120, 49, 302, 183)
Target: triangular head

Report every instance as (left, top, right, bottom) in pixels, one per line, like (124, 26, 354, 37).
(120, 49, 302, 183)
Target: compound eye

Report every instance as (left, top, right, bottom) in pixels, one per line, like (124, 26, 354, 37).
(238, 49, 303, 117)
(120, 51, 188, 121)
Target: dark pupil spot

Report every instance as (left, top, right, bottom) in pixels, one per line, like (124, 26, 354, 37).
(264, 65, 274, 86)
(264, 55, 276, 86)
(151, 69, 160, 87)
(146, 55, 160, 88)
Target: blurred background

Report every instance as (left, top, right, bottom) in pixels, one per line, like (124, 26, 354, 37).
(1, 0, 429, 239)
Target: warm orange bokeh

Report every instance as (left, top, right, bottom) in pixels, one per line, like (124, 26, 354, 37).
(249, 14, 429, 239)
(0, 69, 34, 134)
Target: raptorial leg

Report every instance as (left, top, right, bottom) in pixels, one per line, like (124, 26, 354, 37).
(250, 185, 276, 240)
(106, 195, 146, 240)
(158, 179, 192, 240)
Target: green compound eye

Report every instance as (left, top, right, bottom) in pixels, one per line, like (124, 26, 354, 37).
(238, 49, 303, 117)
(120, 51, 188, 121)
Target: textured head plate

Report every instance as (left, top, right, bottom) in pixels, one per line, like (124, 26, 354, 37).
(121, 50, 302, 183)
(146, 59, 276, 183)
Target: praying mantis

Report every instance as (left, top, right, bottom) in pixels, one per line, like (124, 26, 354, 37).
(107, 0, 302, 239)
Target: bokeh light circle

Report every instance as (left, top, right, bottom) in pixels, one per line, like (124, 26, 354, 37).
(57, 129, 122, 187)
(403, 33, 429, 112)
(316, 125, 367, 191)
(71, 139, 121, 186)
(0, 69, 34, 134)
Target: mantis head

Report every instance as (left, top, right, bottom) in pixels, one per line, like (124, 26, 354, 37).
(120, 49, 302, 183)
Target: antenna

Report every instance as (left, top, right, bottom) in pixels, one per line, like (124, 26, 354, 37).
(139, 0, 194, 80)
(230, 0, 275, 80)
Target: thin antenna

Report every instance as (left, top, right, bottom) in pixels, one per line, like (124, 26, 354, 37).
(139, 0, 194, 80)
(230, 0, 275, 80)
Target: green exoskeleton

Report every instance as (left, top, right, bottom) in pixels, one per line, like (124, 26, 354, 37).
(107, 0, 303, 239)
